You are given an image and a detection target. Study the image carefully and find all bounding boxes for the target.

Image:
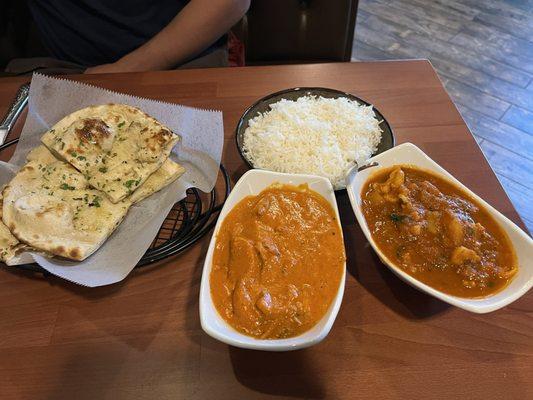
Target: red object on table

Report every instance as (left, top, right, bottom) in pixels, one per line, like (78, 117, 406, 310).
(228, 31, 245, 67)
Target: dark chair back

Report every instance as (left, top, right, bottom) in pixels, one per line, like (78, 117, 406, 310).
(234, 0, 359, 64)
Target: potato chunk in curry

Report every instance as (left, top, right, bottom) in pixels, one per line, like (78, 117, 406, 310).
(361, 166, 517, 298)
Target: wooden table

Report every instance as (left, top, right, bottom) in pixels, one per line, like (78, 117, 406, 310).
(0, 61, 531, 400)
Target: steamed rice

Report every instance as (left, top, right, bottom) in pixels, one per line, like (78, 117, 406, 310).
(242, 95, 383, 189)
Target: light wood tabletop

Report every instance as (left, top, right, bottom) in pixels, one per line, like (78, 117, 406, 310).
(0, 61, 531, 400)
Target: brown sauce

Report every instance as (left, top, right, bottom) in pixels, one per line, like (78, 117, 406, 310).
(210, 184, 345, 339)
(361, 165, 517, 298)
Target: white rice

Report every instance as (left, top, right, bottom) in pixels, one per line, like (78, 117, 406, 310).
(242, 95, 383, 189)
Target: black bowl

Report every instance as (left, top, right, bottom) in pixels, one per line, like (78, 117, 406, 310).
(235, 87, 395, 188)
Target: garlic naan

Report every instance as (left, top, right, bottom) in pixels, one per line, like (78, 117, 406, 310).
(128, 156, 185, 204)
(0, 222, 23, 264)
(2, 154, 130, 261)
(30, 145, 185, 205)
(41, 104, 180, 203)
(0, 195, 26, 264)
(1, 145, 185, 261)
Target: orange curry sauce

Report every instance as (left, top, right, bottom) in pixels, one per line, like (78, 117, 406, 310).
(210, 184, 345, 339)
(361, 165, 517, 298)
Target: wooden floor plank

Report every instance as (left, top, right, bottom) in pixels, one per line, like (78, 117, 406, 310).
(355, 24, 511, 120)
(458, 0, 533, 21)
(362, 14, 532, 88)
(459, 0, 533, 20)
(356, 8, 372, 23)
(430, 57, 533, 111)
(450, 31, 533, 75)
(400, 0, 477, 22)
(412, 0, 481, 20)
(480, 140, 533, 189)
(474, 9, 533, 40)
(355, 24, 428, 60)
(458, 21, 533, 60)
(501, 106, 533, 136)
(378, 0, 467, 32)
(437, 77, 510, 120)
(500, 0, 533, 14)
(360, 16, 533, 109)
(457, 105, 533, 162)
(352, 41, 392, 61)
(497, 175, 533, 225)
(524, 218, 533, 234)
(358, 0, 459, 41)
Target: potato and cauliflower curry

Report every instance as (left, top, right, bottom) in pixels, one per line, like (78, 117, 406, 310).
(362, 166, 517, 298)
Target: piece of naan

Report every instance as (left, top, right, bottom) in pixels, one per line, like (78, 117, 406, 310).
(128, 156, 185, 204)
(0, 227, 25, 264)
(41, 104, 180, 203)
(0, 220, 20, 263)
(0, 195, 26, 264)
(1, 146, 185, 261)
(2, 155, 130, 261)
(29, 145, 185, 205)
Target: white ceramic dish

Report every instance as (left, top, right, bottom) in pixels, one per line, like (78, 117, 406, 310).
(199, 169, 346, 351)
(346, 142, 533, 313)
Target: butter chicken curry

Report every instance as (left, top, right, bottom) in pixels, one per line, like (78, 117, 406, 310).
(211, 184, 345, 339)
(361, 166, 517, 298)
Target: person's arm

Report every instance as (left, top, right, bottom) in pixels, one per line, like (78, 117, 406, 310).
(85, 0, 249, 73)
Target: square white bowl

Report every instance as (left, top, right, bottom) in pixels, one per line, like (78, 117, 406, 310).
(199, 169, 346, 351)
(346, 142, 533, 313)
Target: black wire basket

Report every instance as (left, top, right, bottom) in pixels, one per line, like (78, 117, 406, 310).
(0, 137, 231, 274)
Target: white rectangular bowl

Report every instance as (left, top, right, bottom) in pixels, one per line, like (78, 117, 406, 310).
(346, 142, 533, 313)
(199, 169, 346, 351)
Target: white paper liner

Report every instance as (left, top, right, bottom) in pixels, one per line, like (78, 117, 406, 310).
(0, 73, 223, 287)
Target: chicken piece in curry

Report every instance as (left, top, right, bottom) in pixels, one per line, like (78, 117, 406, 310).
(361, 166, 517, 298)
(210, 184, 345, 339)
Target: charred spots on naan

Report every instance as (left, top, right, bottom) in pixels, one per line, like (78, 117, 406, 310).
(20, 165, 34, 173)
(53, 245, 66, 256)
(69, 248, 81, 259)
(145, 129, 173, 152)
(155, 128, 173, 143)
(75, 118, 111, 145)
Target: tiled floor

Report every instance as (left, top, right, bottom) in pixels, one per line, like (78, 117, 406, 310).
(352, 0, 533, 234)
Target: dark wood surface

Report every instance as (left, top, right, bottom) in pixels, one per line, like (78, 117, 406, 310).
(0, 62, 531, 400)
(353, 0, 533, 234)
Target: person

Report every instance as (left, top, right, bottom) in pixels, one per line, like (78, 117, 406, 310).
(25, 0, 250, 73)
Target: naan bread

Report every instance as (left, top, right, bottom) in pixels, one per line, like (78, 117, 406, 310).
(0, 220, 20, 263)
(0, 224, 26, 264)
(41, 104, 180, 203)
(29, 145, 185, 205)
(1, 146, 185, 261)
(26, 144, 59, 164)
(2, 156, 130, 261)
(128, 156, 185, 204)
(0, 195, 26, 264)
